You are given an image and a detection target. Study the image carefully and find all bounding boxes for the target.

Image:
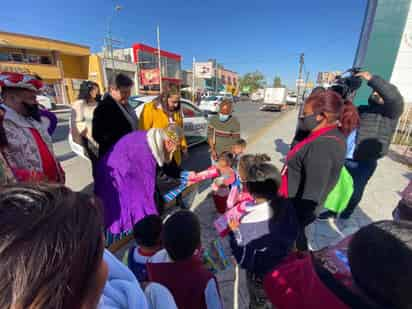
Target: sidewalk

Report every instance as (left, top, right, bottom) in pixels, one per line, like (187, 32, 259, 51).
(189, 109, 411, 309)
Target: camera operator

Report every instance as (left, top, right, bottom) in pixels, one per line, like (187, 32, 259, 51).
(319, 71, 404, 220)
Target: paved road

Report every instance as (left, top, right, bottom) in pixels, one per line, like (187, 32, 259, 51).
(52, 100, 285, 190)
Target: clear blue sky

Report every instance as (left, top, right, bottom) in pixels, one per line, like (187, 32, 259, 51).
(0, 0, 367, 88)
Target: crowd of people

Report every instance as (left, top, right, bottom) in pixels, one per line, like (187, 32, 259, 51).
(0, 69, 411, 309)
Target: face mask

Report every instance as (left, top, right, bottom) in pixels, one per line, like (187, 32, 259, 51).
(298, 114, 321, 132)
(219, 113, 230, 122)
(22, 102, 41, 122)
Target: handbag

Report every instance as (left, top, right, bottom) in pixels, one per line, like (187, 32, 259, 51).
(324, 166, 353, 214)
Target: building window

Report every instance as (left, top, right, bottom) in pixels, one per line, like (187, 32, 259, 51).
(27, 55, 40, 64)
(221, 75, 226, 84)
(40, 56, 52, 64)
(228, 76, 232, 85)
(0, 52, 10, 62)
(11, 53, 24, 62)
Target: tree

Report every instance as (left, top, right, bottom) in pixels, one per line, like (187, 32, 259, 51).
(239, 71, 265, 93)
(273, 76, 282, 88)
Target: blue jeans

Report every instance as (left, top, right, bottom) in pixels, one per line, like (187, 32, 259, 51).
(341, 159, 378, 218)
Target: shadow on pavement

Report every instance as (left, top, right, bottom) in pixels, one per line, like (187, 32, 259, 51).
(307, 206, 373, 250)
(182, 143, 211, 172)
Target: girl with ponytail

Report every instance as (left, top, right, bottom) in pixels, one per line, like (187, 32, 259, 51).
(280, 90, 359, 250)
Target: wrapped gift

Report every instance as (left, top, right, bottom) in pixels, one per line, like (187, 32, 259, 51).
(202, 239, 232, 274)
(189, 166, 220, 184)
(214, 204, 247, 238)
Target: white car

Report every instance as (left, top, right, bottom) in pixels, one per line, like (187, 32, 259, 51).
(36, 95, 56, 110)
(129, 96, 208, 147)
(286, 94, 298, 105)
(198, 95, 224, 114)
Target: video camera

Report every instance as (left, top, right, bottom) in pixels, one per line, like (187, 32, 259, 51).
(330, 67, 363, 100)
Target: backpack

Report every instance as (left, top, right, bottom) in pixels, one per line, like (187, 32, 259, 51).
(324, 167, 353, 214)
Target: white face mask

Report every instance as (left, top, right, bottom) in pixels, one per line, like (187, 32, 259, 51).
(219, 113, 230, 122)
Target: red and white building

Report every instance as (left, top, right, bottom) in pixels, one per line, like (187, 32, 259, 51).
(132, 43, 182, 94)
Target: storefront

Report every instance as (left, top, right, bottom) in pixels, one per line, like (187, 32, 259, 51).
(0, 31, 90, 104)
(132, 43, 182, 94)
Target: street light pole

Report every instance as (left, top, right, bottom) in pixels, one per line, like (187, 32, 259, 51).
(107, 5, 122, 76)
(157, 25, 163, 93)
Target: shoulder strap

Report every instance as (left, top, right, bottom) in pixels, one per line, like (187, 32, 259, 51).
(286, 126, 342, 162)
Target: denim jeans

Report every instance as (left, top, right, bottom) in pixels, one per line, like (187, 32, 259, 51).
(341, 159, 378, 218)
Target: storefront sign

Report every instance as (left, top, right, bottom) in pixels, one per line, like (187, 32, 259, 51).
(195, 62, 213, 79)
(0, 65, 32, 74)
(140, 69, 160, 85)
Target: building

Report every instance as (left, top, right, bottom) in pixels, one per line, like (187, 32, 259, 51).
(132, 43, 182, 94)
(316, 71, 341, 86)
(218, 67, 239, 95)
(90, 48, 138, 95)
(354, 0, 412, 105)
(0, 31, 90, 104)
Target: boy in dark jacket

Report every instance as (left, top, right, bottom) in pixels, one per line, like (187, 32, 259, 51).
(229, 162, 298, 309)
(320, 72, 404, 220)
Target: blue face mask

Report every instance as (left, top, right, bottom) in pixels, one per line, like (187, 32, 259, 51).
(219, 113, 230, 122)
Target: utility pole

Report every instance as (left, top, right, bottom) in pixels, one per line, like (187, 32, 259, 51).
(215, 60, 218, 94)
(302, 71, 310, 99)
(156, 25, 163, 93)
(192, 56, 196, 102)
(106, 5, 122, 77)
(296, 53, 304, 106)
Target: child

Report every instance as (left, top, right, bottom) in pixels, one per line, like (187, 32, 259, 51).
(212, 151, 236, 214)
(215, 154, 270, 237)
(228, 162, 298, 309)
(147, 210, 222, 309)
(231, 138, 247, 169)
(125, 215, 163, 283)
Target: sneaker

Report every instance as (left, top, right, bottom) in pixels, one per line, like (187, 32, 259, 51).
(318, 211, 337, 221)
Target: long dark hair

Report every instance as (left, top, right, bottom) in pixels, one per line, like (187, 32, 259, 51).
(0, 183, 104, 308)
(0, 106, 8, 148)
(246, 162, 283, 219)
(78, 80, 98, 103)
(306, 90, 360, 136)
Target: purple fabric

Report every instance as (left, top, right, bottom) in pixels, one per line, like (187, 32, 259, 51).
(95, 131, 158, 235)
(39, 109, 58, 136)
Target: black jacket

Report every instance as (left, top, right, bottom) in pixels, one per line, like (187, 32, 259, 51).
(92, 95, 134, 157)
(354, 76, 404, 161)
(287, 128, 346, 226)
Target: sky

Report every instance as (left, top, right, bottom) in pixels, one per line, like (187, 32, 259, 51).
(0, 0, 368, 88)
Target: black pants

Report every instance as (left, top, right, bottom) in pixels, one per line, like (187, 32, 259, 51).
(296, 224, 309, 251)
(341, 159, 378, 218)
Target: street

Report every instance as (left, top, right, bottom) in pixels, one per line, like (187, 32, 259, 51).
(54, 100, 284, 191)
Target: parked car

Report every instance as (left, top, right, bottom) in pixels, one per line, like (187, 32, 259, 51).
(251, 89, 265, 102)
(198, 95, 224, 114)
(36, 95, 56, 110)
(286, 93, 298, 105)
(240, 93, 250, 101)
(129, 95, 208, 147)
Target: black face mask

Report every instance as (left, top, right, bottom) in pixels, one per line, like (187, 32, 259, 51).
(22, 102, 41, 122)
(298, 114, 321, 132)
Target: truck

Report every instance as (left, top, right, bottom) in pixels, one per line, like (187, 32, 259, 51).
(260, 87, 288, 112)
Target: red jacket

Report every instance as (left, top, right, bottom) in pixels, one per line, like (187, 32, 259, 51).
(264, 252, 350, 309)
